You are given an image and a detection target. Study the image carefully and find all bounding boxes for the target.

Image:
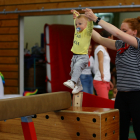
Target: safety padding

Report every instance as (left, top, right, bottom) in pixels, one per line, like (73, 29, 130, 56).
(73, 92, 115, 108)
(0, 91, 71, 121)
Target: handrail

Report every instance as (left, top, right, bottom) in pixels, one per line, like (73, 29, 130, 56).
(0, 3, 140, 14)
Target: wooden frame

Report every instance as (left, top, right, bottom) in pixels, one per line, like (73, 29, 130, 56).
(0, 0, 140, 95)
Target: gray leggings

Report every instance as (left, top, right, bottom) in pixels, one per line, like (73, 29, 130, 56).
(70, 54, 89, 86)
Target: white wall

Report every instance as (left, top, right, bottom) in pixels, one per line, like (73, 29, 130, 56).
(24, 12, 140, 51)
(24, 15, 73, 51)
(119, 12, 140, 28)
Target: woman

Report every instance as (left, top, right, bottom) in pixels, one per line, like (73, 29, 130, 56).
(83, 8, 140, 140)
(93, 30, 113, 99)
(93, 30, 114, 99)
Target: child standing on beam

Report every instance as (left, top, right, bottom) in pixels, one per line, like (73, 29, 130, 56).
(63, 10, 93, 94)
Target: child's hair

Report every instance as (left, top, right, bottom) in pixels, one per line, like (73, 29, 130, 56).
(77, 14, 88, 21)
(123, 16, 140, 37)
(100, 30, 112, 38)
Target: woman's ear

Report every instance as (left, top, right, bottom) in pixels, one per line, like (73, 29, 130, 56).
(133, 30, 137, 36)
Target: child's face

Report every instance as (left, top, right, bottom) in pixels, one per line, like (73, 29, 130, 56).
(75, 17, 87, 32)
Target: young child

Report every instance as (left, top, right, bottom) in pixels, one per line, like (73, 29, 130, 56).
(63, 10, 93, 94)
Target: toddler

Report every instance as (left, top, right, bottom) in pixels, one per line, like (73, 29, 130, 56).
(63, 10, 93, 94)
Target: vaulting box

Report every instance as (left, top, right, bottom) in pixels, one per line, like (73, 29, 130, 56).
(33, 106, 119, 140)
(0, 106, 119, 140)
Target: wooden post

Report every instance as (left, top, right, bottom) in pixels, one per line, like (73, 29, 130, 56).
(73, 92, 83, 107)
(73, 92, 115, 108)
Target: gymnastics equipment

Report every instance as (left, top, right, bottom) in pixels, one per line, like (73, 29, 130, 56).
(1, 4, 140, 14)
(0, 91, 119, 140)
(0, 91, 71, 121)
(0, 107, 119, 140)
(0, 91, 71, 140)
(73, 92, 115, 108)
(35, 106, 119, 140)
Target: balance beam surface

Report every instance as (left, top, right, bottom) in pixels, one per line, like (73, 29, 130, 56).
(0, 91, 71, 121)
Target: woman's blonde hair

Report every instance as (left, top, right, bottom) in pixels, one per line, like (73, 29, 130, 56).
(123, 16, 140, 37)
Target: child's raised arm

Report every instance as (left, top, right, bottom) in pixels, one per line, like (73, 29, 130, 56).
(71, 9, 79, 19)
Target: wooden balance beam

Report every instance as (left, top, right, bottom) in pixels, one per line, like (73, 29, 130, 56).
(0, 91, 71, 121)
(0, 91, 71, 140)
(0, 91, 119, 140)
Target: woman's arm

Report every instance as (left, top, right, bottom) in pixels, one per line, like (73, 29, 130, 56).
(83, 8, 138, 49)
(92, 29, 116, 50)
(97, 51, 105, 82)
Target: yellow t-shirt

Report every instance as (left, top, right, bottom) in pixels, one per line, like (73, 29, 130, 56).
(71, 20, 93, 54)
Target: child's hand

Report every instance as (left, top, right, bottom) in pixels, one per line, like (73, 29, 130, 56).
(110, 81, 114, 90)
(71, 9, 79, 19)
(82, 8, 97, 22)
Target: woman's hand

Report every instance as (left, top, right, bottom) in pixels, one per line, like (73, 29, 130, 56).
(71, 9, 79, 19)
(101, 73, 106, 82)
(82, 8, 97, 22)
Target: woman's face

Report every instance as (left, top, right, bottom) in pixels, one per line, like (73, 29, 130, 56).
(120, 22, 137, 36)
